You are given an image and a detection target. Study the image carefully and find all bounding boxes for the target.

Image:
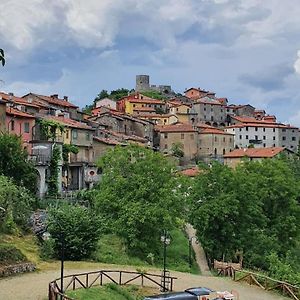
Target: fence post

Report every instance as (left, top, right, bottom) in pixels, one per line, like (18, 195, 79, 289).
(86, 273, 89, 288)
(100, 272, 103, 286)
(119, 271, 122, 285)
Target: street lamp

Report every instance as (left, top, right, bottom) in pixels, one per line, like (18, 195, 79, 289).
(43, 226, 65, 300)
(188, 236, 198, 269)
(161, 230, 171, 292)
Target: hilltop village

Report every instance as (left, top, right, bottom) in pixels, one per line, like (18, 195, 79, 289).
(0, 75, 299, 197)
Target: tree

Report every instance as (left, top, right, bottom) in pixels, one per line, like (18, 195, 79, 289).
(109, 88, 131, 100)
(0, 175, 35, 233)
(47, 203, 102, 260)
(189, 159, 300, 269)
(0, 133, 37, 193)
(171, 142, 184, 158)
(0, 49, 5, 66)
(94, 145, 181, 256)
(94, 90, 109, 102)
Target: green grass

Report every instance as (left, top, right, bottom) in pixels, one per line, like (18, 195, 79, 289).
(67, 283, 157, 300)
(92, 228, 200, 274)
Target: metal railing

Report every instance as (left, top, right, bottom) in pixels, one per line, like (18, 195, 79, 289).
(48, 269, 177, 300)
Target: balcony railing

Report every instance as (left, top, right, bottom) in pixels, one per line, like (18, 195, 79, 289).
(28, 154, 51, 165)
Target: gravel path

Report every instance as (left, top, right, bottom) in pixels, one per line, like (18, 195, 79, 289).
(185, 223, 211, 276)
(0, 264, 290, 300)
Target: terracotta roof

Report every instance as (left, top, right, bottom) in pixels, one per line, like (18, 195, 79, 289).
(6, 107, 35, 118)
(127, 98, 164, 105)
(134, 113, 175, 118)
(0, 92, 40, 108)
(155, 123, 196, 133)
(194, 98, 223, 106)
(25, 93, 78, 108)
(185, 87, 209, 93)
(231, 116, 275, 124)
(43, 116, 94, 130)
(224, 147, 285, 158)
(195, 123, 216, 129)
(93, 136, 123, 145)
(200, 128, 233, 135)
(180, 167, 200, 177)
(225, 123, 298, 129)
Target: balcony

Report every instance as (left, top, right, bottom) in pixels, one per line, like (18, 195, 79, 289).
(28, 154, 51, 166)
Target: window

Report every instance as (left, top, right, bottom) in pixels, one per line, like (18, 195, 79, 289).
(72, 129, 78, 140)
(204, 107, 206, 111)
(164, 144, 168, 149)
(239, 128, 242, 132)
(214, 136, 217, 142)
(11, 120, 15, 131)
(181, 133, 184, 139)
(263, 143, 266, 147)
(282, 136, 286, 141)
(133, 104, 136, 108)
(223, 137, 225, 142)
(273, 143, 276, 147)
(239, 135, 242, 139)
(263, 128, 266, 132)
(273, 136, 276, 140)
(292, 137, 296, 141)
(255, 135, 258, 140)
(246, 127, 248, 131)
(246, 135, 248, 140)
(282, 129, 286, 132)
(255, 127, 258, 131)
(66, 130, 69, 139)
(24, 122, 30, 133)
(273, 128, 275, 132)
(263, 136, 266, 140)
(164, 133, 168, 139)
(211, 116, 214, 121)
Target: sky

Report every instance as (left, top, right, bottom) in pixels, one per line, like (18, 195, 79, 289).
(1, 0, 300, 125)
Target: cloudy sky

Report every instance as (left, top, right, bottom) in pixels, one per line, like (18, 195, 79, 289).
(1, 0, 300, 125)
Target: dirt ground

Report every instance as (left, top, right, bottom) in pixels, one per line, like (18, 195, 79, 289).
(0, 264, 290, 300)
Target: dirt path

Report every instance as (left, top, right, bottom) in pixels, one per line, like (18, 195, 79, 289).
(0, 264, 290, 300)
(185, 223, 211, 276)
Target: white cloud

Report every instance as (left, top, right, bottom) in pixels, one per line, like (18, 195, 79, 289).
(294, 50, 300, 74)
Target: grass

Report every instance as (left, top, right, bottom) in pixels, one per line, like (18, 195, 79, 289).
(92, 228, 200, 274)
(67, 283, 158, 300)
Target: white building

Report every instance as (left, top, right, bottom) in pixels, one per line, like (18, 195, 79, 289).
(95, 98, 117, 110)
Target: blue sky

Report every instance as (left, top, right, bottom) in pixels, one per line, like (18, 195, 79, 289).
(1, 0, 300, 125)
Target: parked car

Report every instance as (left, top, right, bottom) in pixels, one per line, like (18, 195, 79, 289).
(143, 287, 236, 300)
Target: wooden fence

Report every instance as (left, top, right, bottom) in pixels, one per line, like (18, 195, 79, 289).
(48, 270, 177, 300)
(214, 262, 299, 300)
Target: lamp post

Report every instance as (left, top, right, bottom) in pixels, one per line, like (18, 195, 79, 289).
(161, 230, 171, 292)
(188, 236, 197, 269)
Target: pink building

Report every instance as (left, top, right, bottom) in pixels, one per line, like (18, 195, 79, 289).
(6, 107, 35, 152)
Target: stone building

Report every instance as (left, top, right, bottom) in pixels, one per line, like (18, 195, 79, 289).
(135, 75, 172, 94)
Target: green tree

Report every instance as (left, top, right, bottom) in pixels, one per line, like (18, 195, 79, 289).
(47, 204, 102, 260)
(0, 133, 37, 193)
(0, 175, 35, 233)
(171, 142, 184, 158)
(0, 49, 5, 66)
(94, 90, 109, 102)
(109, 88, 131, 100)
(94, 145, 181, 256)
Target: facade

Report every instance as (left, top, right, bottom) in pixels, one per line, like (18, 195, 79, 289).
(135, 113, 178, 125)
(197, 125, 234, 163)
(184, 87, 210, 100)
(0, 99, 6, 132)
(95, 97, 117, 110)
(6, 107, 35, 151)
(154, 123, 198, 162)
(224, 147, 292, 168)
(168, 103, 196, 124)
(225, 119, 299, 152)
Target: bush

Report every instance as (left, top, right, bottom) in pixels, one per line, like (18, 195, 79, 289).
(47, 204, 102, 260)
(0, 244, 27, 265)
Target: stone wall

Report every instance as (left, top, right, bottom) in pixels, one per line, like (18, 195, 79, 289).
(0, 262, 36, 277)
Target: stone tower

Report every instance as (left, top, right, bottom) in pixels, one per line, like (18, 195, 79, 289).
(136, 75, 150, 92)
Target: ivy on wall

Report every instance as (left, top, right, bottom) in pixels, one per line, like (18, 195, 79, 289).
(47, 145, 61, 196)
(39, 119, 65, 141)
(62, 144, 79, 165)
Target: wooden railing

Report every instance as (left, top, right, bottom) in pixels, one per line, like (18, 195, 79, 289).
(48, 270, 177, 300)
(215, 264, 300, 300)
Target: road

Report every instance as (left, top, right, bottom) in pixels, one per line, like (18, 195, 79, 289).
(0, 264, 290, 300)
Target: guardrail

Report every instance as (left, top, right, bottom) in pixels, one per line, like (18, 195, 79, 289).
(48, 269, 177, 300)
(216, 265, 299, 300)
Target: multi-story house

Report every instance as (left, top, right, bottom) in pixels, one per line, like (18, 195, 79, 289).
(117, 93, 166, 115)
(6, 106, 35, 152)
(184, 87, 211, 100)
(95, 97, 117, 110)
(196, 124, 234, 163)
(89, 109, 154, 146)
(192, 97, 227, 127)
(225, 117, 299, 152)
(154, 123, 198, 162)
(134, 113, 178, 126)
(168, 102, 197, 124)
(0, 98, 6, 132)
(22, 93, 81, 120)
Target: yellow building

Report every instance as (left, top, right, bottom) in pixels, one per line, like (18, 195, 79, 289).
(136, 113, 178, 125)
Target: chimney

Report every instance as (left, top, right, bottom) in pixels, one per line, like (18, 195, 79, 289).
(63, 96, 68, 102)
(50, 94, 58, 99)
